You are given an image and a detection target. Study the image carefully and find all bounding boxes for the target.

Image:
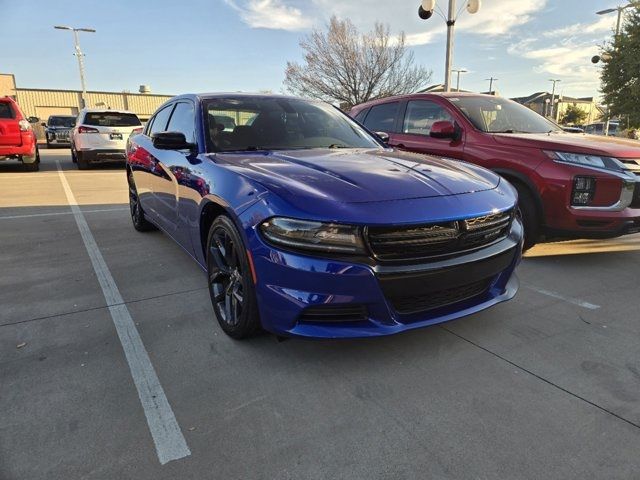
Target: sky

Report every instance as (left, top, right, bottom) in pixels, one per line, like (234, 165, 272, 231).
(0, 0, 624, 100)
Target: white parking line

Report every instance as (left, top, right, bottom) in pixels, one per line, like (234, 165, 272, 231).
(0, 207, 128, 220)
(524, 285, 601, 310)
(55, 160, 191, 465)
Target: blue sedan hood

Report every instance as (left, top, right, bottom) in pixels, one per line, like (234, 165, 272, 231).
(214, 148, 499, 204)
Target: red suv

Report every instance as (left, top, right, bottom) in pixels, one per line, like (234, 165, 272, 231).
(351, 93, 640, 249)
(0, 96, 40, 171)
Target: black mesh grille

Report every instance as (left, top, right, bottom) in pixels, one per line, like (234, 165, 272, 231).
(389, 278, 492, 315)
(367, 210, 513, 261)
(299, 304, 368, 323)
(632, 183, 640, 208)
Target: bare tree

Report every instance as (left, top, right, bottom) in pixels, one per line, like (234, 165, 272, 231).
(284, 17, 432, 108)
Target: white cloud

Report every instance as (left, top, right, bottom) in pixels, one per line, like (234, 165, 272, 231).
(225, 0, 312, 31)
(227, 0, 545, 43)
(543, 15, 616, 38)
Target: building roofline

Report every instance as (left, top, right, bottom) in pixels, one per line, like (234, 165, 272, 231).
(15, 87, 174, 98)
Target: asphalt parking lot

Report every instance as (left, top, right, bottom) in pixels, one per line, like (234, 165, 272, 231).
(2, 148, 640, 480)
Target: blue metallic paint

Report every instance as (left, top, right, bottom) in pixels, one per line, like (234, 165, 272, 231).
(127, 94, 522, 338)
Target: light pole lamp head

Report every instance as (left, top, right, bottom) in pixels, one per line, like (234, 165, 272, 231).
(418, 0, 435, 19)
(466, 0, 481, 14)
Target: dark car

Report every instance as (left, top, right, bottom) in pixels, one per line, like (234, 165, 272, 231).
(351, 93, 640, 249)
(42, 115, 76, 147)
(126, 93, 522, 339)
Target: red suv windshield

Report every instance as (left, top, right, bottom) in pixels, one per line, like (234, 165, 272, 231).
(450, 96, 560, 134)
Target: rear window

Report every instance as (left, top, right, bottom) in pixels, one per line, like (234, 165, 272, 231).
(49, 116, 76, 127)
(0, 102, 14, 119)
(83, 112, 141, 127)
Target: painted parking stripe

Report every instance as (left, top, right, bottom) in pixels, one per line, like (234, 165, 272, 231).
(524, 284, 600, 310)
(55, 160, 191, 465)
(0, 207, 128, 220)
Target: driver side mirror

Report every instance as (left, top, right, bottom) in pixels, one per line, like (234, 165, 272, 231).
(27, 116, 39, 124)
(375, 131, 390, 144)
(152, 131, 196, 151)
(430, 121, 458, 140)
(41, 122, 47, 127)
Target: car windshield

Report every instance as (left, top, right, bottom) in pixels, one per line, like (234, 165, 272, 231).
(450, 96, 561, 134)
(203, 97, 381, 152)
(84, 112, 141, 127)
(49, 116, 76, 127)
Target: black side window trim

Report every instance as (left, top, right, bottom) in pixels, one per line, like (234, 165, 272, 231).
(166, 100, 196, 144)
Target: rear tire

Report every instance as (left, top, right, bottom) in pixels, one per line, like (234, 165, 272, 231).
(71, 146, 78, 163)
(77, 151, 90, 170)
(128, 171, 156, 232)
(22, 147, 39, 172)
(206, 216, 261, 339)
(514, 182, 540, 251)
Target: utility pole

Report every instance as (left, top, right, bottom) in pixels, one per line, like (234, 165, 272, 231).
(485, 77, 498, 95)
(549, 79, 561, 120)
(54, 26, 96, 109)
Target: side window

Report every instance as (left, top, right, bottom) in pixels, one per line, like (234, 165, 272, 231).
(149, 104, 175, 136)
(402, 100, 453, 136)
(584, 125, 594, 134)
(166, 102, 195, 143)
(363, 102, 399, 132)
(353, 108, 369, 123)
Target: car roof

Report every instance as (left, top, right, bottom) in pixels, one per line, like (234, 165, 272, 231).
(49, 114, 76, 118)
(352, 91, 500, 110)
(80, 108, 137, 114)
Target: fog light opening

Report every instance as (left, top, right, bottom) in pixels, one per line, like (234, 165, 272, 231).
(571, 176, 596, 206)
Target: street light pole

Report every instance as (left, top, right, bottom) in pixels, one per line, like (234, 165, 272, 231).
(54, 25, 96, 109)
(549, 79, 561, 120)
(444, 0, 456, 92)
(451, 68, 467, 91)
(418, 0, 481, 92)
(596, 2, 640, 40)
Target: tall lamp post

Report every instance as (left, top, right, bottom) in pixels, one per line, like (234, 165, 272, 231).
(451, 68, 468, 91)
(485, 76, 497, 95)
(418, 0, 481, 92)
(596, 2, 640, 40)
(54, 25, 96, 108)
(549, 79, 561, 121)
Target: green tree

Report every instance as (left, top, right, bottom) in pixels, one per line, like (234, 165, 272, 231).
(600, 5, 640, 127)
(560, 104, 588, 125)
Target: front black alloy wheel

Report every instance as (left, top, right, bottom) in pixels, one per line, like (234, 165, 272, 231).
(128, 171, 156, 232)
(207, 216, 260, 339)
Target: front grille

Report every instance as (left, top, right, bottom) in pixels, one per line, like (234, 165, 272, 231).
(389, 278, 492, 315)
(619, 159, 640, 177)
(299, 304, 368, 323)
(367, 209, 513, 262)
(632, 183, 640, 208)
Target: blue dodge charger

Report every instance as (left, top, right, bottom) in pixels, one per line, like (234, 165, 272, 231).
(126, 93, 522, 339)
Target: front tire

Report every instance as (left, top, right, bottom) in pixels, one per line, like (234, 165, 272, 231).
(128, 171, 156, 232)
(206, 216, 261, 339)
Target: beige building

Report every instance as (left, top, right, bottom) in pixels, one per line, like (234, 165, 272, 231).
(1, 73, 174, 139)
(511, 92, 603, 125)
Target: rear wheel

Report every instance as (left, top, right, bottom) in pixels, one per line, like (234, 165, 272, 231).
(128, 171, 156, 232)
(71, 146, 77, 163)
(514, 183, 540, 251)
(22, 147, 39, 172)
(206, 216, 261, 339)
(76, 151, 90, 170)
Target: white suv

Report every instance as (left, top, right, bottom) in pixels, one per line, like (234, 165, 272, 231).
(70, 109, 143, 169)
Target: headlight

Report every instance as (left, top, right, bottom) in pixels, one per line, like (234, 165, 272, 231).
(260, 217, 366, 254)
(545, 150, 627, 172)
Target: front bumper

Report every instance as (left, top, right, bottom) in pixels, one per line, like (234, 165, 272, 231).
(248, 219, 523, 338)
